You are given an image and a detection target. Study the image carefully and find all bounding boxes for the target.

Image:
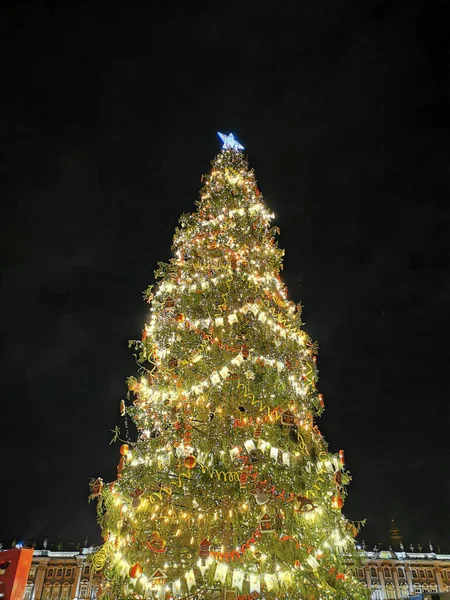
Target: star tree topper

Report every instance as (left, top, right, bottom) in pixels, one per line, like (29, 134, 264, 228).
(217, 132, 244, 151)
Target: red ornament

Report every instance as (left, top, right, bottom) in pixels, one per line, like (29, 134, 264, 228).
(117, 456, 125, 479)
(331, 495, 344, 509)
(141, 328, 148, 341)
(318, 394, 325, 408)
(184, 455, 197, 470)
(254, 424, 262, 438)
(120, 444, 129, 456)
(339, 449, 345, 465)
(175, 313, 185, 323)
(199, 539, 210, 560)
(129, 563, 142, 579)
(241, 344, 249, 359)
(240, 471, 248, 488)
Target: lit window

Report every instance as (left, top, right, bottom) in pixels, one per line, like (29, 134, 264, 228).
(80, 581, 89, 598)
(419, 570, 425, 579)
(61, 584, 70, 600)
(399, 583, 409, 599)
(47, 569, 54, 579)
(42, 585, 51, 600)
(51, 583, 60, 600)
(66, 568, 72, 578)
(56, 570, 63, 579)
(29, 567, 37, 578)
(83, 565, 90, 575)
(414, 583, 422, 594)
(370, 567, 377, 578)
(357, 568, 364, 578)
(397, 567, 405, 578)
(371, 586, 382, 600)
(430, 584, 438, 593)
(411, 569, 418, 578)
(24, 584, 33, 600)
(386, 583, 395, 599)
(427, 569, 433, 579)
(384, 567, 390, 578)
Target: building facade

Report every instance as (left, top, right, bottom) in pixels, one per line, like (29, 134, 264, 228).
(22, 549, 101, 600)
(356, 549, 450, 599)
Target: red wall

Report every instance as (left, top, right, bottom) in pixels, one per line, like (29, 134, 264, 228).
(0, 548, 34, 600)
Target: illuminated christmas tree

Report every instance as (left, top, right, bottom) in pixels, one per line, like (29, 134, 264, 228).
(91, 133, 367, 599)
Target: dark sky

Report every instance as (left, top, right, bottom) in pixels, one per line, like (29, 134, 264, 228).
(1, 0, 449, 551)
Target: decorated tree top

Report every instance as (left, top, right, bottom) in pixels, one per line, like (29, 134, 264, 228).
(91, 133, 367, 600)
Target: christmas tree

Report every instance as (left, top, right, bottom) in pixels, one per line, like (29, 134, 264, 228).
(91, 133, 367, 600)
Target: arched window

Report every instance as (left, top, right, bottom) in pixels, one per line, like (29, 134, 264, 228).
(371, 586, 382, 600)
(91, 584, 99, 600)
(422, 584, 430, 592)
(399, 582, 409, 599)
(83, 565, 90, 575)
(414, 583, 422, 593)
(419, 569, 425, 579)
(397, 567, 405, 578)
(430, 584, 438, 593)
(42, 584, 51, 600)
(386, 583, 396, 599)
(411, 569, 417, 578)
(24, 584, 33, 600)
(60, 583, 70, 600)
(79, 580, 89, 598)
(47, 569, 54, 579)
(51, 583, 61, 600)
(357, 568, 364, 578)
(65, 568, 72, 578)
(56, 569, 63, 579)
(384, 567, 390, 578)
(370, 567, 377, 578)
(427, 569, 433, 579)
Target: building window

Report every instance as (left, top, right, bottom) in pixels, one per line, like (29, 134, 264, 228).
(83, 566, 90, 575)
(357, 569, 364, 578)
(24, 584, 33, 600)
(51, 583, 61, 600)
(414, 583, 422, 594)
(397, 567, 405, 578)
(47, 569, 54, 579)
(42, 585, 51, 600)
(370, 568, 377, 578)
(61, 584, 70, 600)
(65, 568, 72, 578)
(419, 569, 425, 579)
(56, 569, 63, 578)
(371, 586, 382, 600)
(384, 568, 390, 578)
(29, 567, 37, 578)
(80, 581, 89, 598)
(427, 569, 433, 579)
(386, 583, 395, 599)
(91, 584, 99, 600)
(399, 583, 409, 599)
(430, 584, 438, 593)
(411, 569, 417, 578)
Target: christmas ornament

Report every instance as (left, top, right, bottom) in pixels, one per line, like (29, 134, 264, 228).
(331, 495, 344, 509)
(254, 423, 262, 437)
(184, 455, 197, 469)
(318, 393, 325, 408)
(241, 344, 249, 359)
(119, 444, 129, 456)
(146, 531, 166, 553)
(150, 569, 167, 587)
(296, 495, 316, 512)
(119, 400, 126, 416)
(89, 477, 103, 499)
(333, 471, 342, 487)
(255, 490, 269, 505)
(280, 409, 295, 426)
(240, 471, 248, 488)
(164, 297, 175, 311)
(339, 449, 345, 465)
(199, 539, 210, 561)
(129, 563, 142, 579)
(259, 513, 274, 534)
(168, 357, 178, 369)
(231, 258, 238, 270)
(175, 313, 185, 323)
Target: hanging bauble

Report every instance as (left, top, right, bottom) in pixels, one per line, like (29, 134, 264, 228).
(254, 424, 262, 438)
(129, 563, 143, 579)
(241, 344, 249, 359)
(339, 449, 345, 465)
(318, 394, 325, 408)
(117, 456, 125, 479)
(89, 477, 103, 499)
(141, 328, 148, 341)
(231, 258, 238, 270)
(175, 313, 185, 323)
(120, 444, 129, 456)
(296, 495, 315, 513)
(331, 495, 344, 510)
(184, 455, 197, 470)
(119, 400, 126, 416)
(240, 472, 248, 488)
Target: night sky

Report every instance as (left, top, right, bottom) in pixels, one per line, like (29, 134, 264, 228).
(1, 1, 449, 551)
